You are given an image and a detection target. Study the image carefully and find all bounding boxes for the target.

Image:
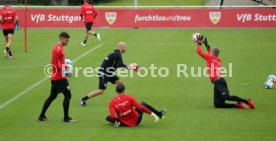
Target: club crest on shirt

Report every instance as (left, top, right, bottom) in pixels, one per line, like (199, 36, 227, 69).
(105, 12, 117, 25)
(209, 12, 221, 25)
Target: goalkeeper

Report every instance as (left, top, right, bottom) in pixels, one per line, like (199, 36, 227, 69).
(106, 84, 167, 127)
(80, 42, 139, 106)
(195, 35, 256, 109)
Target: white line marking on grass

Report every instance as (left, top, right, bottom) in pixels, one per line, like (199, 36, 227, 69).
(0, 43, 104, 110)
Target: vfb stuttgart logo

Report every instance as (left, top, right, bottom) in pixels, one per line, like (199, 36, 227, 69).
(209, 12, 221, 25)
(105, 12, 117, 25)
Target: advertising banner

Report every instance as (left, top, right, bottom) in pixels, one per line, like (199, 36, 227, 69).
(14, 8, 276, 28)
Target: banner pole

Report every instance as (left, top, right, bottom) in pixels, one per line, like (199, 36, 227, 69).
(24, 0, 27, 53)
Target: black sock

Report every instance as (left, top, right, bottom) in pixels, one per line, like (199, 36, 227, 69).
(83, 40, 87, 44)
(140, 102, 161, 117)
(6, 47, 9, 52)
(94, 33, 97, 37)
(82, 96, 89, 101)
(8, 51, 12, 57)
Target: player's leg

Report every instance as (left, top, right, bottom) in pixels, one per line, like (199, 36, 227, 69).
(7, 32, 14, 59)
(81, 23, 90, 46)
(214, 78, 248, 108)
(3, 30, 8, 59)
(87, 22, 100, 41)
(140, 102, 167, 119)
(60, 79, 77, 122)
(219, 78, 249, 103)
(38, 81, 59, 121)
(81, 23, 100, 46)
(115, 79, 123, 85)
(214, 80, 243, 108)
(81, 89, 104, 101)
(80, 74, 107, 105)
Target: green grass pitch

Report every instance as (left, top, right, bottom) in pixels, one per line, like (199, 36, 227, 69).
(0, 28, 276, 141)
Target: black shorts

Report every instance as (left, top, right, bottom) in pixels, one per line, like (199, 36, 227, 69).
(106, 109, 143, 127)
(85, 22, 93, 31)
(135, 108, 144, 126)
(98, 72, 119, 90)
(51, 79, 70, 94)
(3, 29, 14, 36)
(213, 78, 230, 105)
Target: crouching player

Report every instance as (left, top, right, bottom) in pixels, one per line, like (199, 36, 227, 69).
(196, 35, 256, 109)
(106, 84, 167, 127)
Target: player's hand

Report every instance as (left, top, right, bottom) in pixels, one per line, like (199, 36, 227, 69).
(151, 113, 159, 123)
(197, 35, 205, 45)
(113, 121, 121, 128)
(203, 37, 210, 49)
(65, 71, 72, 77)
(63, 69, 72, 77)
(129, 63, 140, 72)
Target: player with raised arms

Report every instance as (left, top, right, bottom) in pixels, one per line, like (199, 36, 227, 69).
(195, 34, 256, 109)
(80, 0, 100, 46)
(106, 84, 167, 127)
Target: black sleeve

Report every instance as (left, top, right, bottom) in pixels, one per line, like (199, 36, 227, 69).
(116, 53, 127, 68)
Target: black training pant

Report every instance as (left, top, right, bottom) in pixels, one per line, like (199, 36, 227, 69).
(39, 79, 71, 119)
(213, 78, 248, 108)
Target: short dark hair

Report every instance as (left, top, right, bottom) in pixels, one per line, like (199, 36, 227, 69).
(116, 84, 125, 93)
(59, 32, 70, 38)
(212, 48, 220, 57)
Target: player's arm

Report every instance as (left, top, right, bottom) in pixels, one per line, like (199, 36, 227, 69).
(15, 16, 19, 23)
(108, 102, 116, 123)
(116, 53, 127, 68)
(0, 13, 3, 24)
(54, 49, 67, 71)
(93, 7, 98, 19)
(131, 97, 159, 122)
(197, 44, 212, 60)
(203, 37, 211, 54)
(14, 11, 19, 25)
(80, 6, 84, 20)
(109, 102, 121, 127)
(196, 35, 212, 60)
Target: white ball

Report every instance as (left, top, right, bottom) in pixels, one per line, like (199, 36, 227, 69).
(130, 63, 138, 70)
(268, 75, 276, 82)
(65, 59, 73, 74)
(192, 33, 201, 43)
(264, 80, 274, 89)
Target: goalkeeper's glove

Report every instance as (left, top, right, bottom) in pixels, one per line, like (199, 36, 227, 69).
(113, 121, 121, 128)
(151, 112, 159, 123)
(197, 35, 205, 45)
(203, 37, 210, 50)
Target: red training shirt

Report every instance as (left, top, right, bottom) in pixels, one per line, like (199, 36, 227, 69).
(51, 43, 66, 81)
(197, 44, 222, 83)
(80, 2, 97, 23)
(0, 7, 17, 30)
(109, 94, 152, 127)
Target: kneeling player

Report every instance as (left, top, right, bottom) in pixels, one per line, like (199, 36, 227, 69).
(106, 84, 167, 127)
(196, 35, 256, 109)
